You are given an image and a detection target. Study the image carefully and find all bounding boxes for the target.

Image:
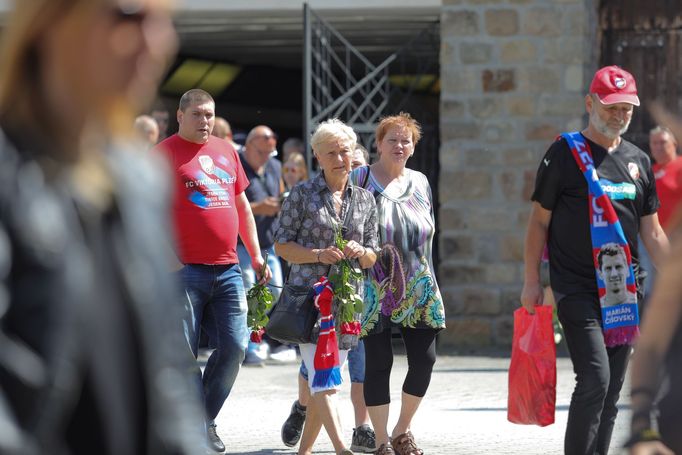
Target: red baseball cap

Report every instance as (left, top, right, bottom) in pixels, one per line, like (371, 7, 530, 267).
(589, 65, 640, 106)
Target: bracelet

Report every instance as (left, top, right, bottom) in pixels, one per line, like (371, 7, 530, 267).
(359, 247, 367, 258)
(624, 428, 662, 448)
(316, 249, 321, 263)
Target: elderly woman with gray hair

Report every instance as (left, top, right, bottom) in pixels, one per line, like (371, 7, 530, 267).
(274, 119, 378, 455)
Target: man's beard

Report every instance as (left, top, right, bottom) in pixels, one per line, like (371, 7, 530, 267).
(590, 109, 630, 140)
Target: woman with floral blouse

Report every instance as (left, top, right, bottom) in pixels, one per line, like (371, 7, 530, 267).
(275, 119, 378, 455)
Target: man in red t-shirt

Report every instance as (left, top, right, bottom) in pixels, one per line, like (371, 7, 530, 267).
(155, 88, 271, 453)
(650, 126, 682, 231)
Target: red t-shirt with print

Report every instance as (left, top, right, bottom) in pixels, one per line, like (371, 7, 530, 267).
(653, 156, 682, 231)
(156, 134, 249, 264)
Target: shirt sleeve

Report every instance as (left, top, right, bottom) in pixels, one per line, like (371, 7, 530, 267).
(274, 185, 303, 243)
(233, 148, 250, 195)
(350, 166, 370, 189)
(531, 139, 565, 211)
(641, 156, 660, 216)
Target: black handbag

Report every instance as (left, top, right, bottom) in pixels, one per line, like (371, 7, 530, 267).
(265, 283, 319, 344)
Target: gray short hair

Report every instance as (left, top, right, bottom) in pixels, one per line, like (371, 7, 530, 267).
(310, 119, 357, 152)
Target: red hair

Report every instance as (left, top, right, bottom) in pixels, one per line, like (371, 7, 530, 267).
(375, 112, 422, 146)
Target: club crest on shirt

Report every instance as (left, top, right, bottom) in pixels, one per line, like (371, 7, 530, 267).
(627, 162, 640, 180)
(198, 155, 215, 175)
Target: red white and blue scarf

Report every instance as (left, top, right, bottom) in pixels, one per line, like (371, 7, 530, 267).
(562, 132, 639, 347)
(312, 277, 342, 388)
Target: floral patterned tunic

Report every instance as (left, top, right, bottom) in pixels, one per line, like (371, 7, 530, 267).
(351, 166, 445, 336)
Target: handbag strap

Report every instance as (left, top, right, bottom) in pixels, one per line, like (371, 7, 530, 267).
(360, 165, 370, 189)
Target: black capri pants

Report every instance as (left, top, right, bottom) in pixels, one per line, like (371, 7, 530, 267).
(363, 326, 438, 407)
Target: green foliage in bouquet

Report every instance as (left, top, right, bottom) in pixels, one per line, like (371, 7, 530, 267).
(246, 283, 274, 331)
(328, 226, 364, 324)
(246, 256, 274, 341)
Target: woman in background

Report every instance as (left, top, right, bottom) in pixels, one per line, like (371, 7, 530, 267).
(283, 151, 310, 194)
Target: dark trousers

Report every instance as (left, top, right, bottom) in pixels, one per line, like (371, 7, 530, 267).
(363, 327, 438, 407)
(558, 293, 631, 455)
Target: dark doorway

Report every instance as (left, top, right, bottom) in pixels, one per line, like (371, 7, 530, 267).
(600, 0, 682, 150)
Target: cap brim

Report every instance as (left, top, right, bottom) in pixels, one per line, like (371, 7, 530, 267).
(596, 93, 640, 106)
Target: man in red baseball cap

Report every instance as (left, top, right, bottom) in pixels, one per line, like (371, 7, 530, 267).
(522, 65, 669, 454)
(590, 65, 641, 106)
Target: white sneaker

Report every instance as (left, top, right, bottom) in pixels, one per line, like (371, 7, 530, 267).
(269, 346, 297, 363)
(254, 343, 269, 360)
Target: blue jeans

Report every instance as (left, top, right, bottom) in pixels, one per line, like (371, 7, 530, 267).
(181, 264, 248, 421)
(300, 339, 366, 383)
(237, 244, 283, 353)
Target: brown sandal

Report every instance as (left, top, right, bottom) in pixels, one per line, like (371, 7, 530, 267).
(391, 431, 424, 455)
(375, 443, 395, 455)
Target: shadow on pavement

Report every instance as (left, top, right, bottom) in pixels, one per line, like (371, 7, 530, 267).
(434, 367, 508, 373)
(445, 404, 631, 412)
(226, 450, 293, 454)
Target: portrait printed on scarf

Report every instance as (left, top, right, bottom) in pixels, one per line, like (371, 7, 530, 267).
(596, 243, 637, 308)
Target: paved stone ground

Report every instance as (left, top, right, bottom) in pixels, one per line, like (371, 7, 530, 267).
(212, 353, 631, 455)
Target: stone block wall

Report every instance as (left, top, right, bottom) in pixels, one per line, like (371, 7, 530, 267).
(438, 0, 596, 351)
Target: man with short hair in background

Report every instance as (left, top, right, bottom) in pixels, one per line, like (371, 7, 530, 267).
(212, 116, 242, 152)
(238, 125, 294, 365)
(638, 126, 682, 301)
(352, 143, 370, 169)
(650, 125, 682, 231)
(155, 88, 271, 453)
(151, 101, 170, 142)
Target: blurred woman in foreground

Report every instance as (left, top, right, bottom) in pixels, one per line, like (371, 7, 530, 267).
(627, 107, 682, 455)
(0, 1, 204, 453)
(627, 221, 682, 455)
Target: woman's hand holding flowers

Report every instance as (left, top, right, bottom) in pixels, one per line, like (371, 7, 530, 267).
(317, 246, 345, 264)
(342, 240, 366, 259)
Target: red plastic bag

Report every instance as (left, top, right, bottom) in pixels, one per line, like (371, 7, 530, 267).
(507, 305, 556, 426)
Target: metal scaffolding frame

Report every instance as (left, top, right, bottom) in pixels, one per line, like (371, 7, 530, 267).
(303, 3, 394, 170)
(303, 3, 440, 171)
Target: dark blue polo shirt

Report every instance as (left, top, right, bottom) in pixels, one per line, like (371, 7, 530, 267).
(239, 153, 281, 249)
